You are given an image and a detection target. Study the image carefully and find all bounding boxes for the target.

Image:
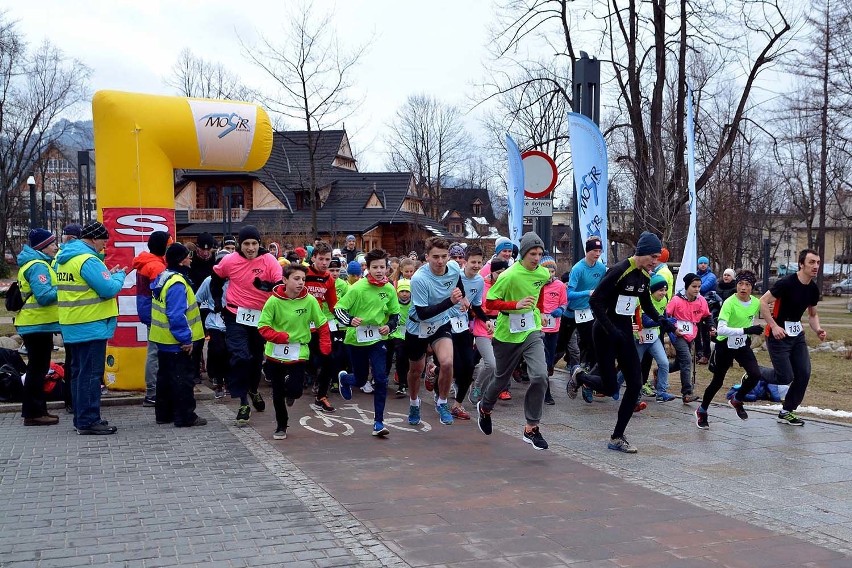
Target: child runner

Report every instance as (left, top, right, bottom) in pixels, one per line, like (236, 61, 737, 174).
(327, 258, 348, 394)
(195, 251, 230, 398)
(539, 255, 567, 405)
(695, 270, 764, 428)
(666, 272, 715, 404)
(334, 249, 401, 436)
(387, 278, 411, 396)
(477, 232, 551, 450)
(258, 264, 330, 439)
(759, 249, 826, 426)
(468, 259, 508, 405)
(305, 241, 338, 413)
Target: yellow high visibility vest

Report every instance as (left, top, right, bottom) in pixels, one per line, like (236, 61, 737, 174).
(55, 253, 119, 325)
(15, 259, 59, 327)
(149, 272, 204, 345)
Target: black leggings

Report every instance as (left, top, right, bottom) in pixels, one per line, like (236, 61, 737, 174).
(701, 339, 761, 407)
(587, 322, 641, 439)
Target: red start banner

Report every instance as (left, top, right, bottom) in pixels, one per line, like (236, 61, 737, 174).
(102, 208, 176, 348)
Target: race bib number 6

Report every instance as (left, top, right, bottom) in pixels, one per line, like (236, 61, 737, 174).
(272, 342, 301, 361)
(236, 307, 260, 327)
(509, 311, 533, 333)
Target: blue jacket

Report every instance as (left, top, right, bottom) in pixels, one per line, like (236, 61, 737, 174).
(15, 245, 61, 335)
(54, 239, 126, 344)
(195, 276, 226, 332)
(151, 269, 193, 352)
(567, 258, 606, 314)
(697, 267, 717, 296)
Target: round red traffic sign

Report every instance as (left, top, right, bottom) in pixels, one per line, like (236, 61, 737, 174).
(521, 150, 558, 198)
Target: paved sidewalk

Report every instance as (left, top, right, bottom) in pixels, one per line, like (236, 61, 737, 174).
(1, 369, 851, 567)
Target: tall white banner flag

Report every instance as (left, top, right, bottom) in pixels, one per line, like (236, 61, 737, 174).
(676, 85, 698, 295)
(567, 112, 608, 264)
(505, 134, 525, 245)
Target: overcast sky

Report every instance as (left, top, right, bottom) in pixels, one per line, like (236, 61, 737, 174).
(9, 0, 502, 170)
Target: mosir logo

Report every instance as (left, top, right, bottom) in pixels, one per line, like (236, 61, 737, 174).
(103, 208, 176, 348)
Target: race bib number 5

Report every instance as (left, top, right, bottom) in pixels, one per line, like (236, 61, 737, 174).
(509, 311, 533, 333)
(236, 307, 260, 327)
(272, 343, 301, 361)
(784, 321, 803, 337)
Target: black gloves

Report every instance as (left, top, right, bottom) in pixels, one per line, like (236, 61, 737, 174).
(253, 277, 277, 292)
(212, 298, 222, 314)
(744, 325, 764, 335)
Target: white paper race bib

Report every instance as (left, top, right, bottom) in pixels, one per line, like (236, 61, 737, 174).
(509, 311, 533, 333)
(784, 320, 803, 337)
(541, 314, 556, 329)
(418, 321, 440, 338)
(449, 316, 467, 334)
(271, 342, 301, 361)
(236, 307, 261, 327)
(356, 325, 380, 343)
(615, 295, 636, 316)
(676, 320, 694, 335)
(575, 308, 594, 323)
(726, 335, 746, 349)
(327, 320, 338, 332)
(639, 328, 658, 344)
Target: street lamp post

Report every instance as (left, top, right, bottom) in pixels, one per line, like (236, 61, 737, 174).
(27, 175, 37, 230)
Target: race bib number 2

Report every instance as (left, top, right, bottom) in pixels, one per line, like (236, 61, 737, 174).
(615, 295, 635, 316)
(509, 311, 533, 333)
(236, 307, 260, 327)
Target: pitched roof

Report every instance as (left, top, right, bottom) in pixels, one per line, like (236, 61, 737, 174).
(440, 186, 496, 223)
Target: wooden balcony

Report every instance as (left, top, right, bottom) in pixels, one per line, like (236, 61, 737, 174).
(185, 208, 247, 222)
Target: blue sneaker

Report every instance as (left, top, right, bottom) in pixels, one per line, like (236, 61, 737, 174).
(613, 372, 624, 400)
(656, 392, 676, 403)
(372, 421, 389, 437)
(436, 402, 454, 425)
(408, 404, 421, 425)
(581, 385, 594, 404)
(338, 370, 352, 400)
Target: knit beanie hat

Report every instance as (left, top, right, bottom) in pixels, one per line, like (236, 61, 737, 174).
(396, 278, 411, 293)
(329, 258, 342, 269)
(682, 272, 701, 287)
(28, 228, 56, 251)
(347, 260, 362, 276)
(346, 234, 356, 242)
(448, 243, 465, 258)
(494, 236, 513, 255)
(650, 273, 668, 293)
(223, 237, 236, 247)
(635, 231, 662, 256)
(197, 232, 216, 250)
(238, 225, 261, 244)
(659, 248, 670, 263)
(735, 270, 757, 286)
(519, 231, 545, 259)
(147, 231, 171, 256)
(540, 255, 557, 269)
(490, 259, 509, 273)
(723, 268, 736, 280)
(165, 243, 190, 269)
(697, 256, 709, 265)
(80, 221, 109, 240)
(62, 223, 83, 239)
(585, 237, 603, 253)
(294, 247, 307, 259)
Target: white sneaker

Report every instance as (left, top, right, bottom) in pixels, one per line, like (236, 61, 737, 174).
(361, 382, 375, 394)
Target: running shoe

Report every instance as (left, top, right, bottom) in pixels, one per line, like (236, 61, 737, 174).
(728, 396, 748, 420)
(361, 382, 375, 394)
(641, 383, 655, 398)
(777, 411, 805, 426)
(682, 393, 700, 404)
(372, 421, 389, 437)
(476, 401, 492, 435)
(633, 401, 647, 412)
(655, 392, 676, 403)
(607, 436, 638, 453)
(522, 426, 549, 450)
(213, 387, 225, 400)
(436, 402, 454, 425)
(468, 385, 482, 405)
(338, 371, 352, 400)
(249, 391, 266, 412)
(695, 408, 709, 429)
(235, 404, 251, 426)
(142, 397, 156, 408)
(498, 390, 512, 400)
(544, 392, 556, 406)
(581, 385, 594, 404)
(395, 386, 407, 397)
(451, 405, 471, 420)
(312, 397, 335, 413)
(273, 428, 287, 440)
(408, 404, 421, 426)
(566, 365, 582, 399)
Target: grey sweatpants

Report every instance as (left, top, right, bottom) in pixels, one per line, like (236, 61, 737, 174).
(481, 331, 548, 425)
(145, 338, 159, 399)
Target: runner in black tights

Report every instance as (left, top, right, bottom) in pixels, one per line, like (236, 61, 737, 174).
(567, 232, 672, 454)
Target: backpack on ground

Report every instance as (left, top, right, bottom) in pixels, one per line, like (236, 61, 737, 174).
(4, 281, 26, 312)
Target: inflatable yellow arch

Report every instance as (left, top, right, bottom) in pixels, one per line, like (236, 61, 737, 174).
(92, 90, 273, 391)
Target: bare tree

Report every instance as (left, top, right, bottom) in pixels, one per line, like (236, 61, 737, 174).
(165, 48, 258, 101)
(242, 3, 367, 241)
(384, 94, 471, 218)
(0, 13, 90, 275)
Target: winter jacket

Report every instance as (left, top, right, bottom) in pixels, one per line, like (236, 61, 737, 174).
(132, 251, 166, 326)
(14, 245, 60, 335)
(697, 267, 718, 296)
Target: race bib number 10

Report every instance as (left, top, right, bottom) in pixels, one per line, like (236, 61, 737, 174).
(356, 325, 380, 343)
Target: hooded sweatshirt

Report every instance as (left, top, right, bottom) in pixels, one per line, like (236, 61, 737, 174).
(15, 245, 60, 335)
(665, 291, 713, 343)
(258, 284, 330, 362)
(53, 239, 125, 344)
(132, 251, 166, 326)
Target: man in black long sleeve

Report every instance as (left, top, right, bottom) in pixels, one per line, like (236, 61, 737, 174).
(568, 232, 670, 454)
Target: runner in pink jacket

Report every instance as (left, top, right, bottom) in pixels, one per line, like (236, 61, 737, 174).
(665, 272, 715, 403)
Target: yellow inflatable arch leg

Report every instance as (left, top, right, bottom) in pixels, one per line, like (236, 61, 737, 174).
(92, 90, 273, 391)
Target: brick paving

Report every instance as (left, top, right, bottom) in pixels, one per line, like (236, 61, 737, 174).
(1, 368, 851, 567)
